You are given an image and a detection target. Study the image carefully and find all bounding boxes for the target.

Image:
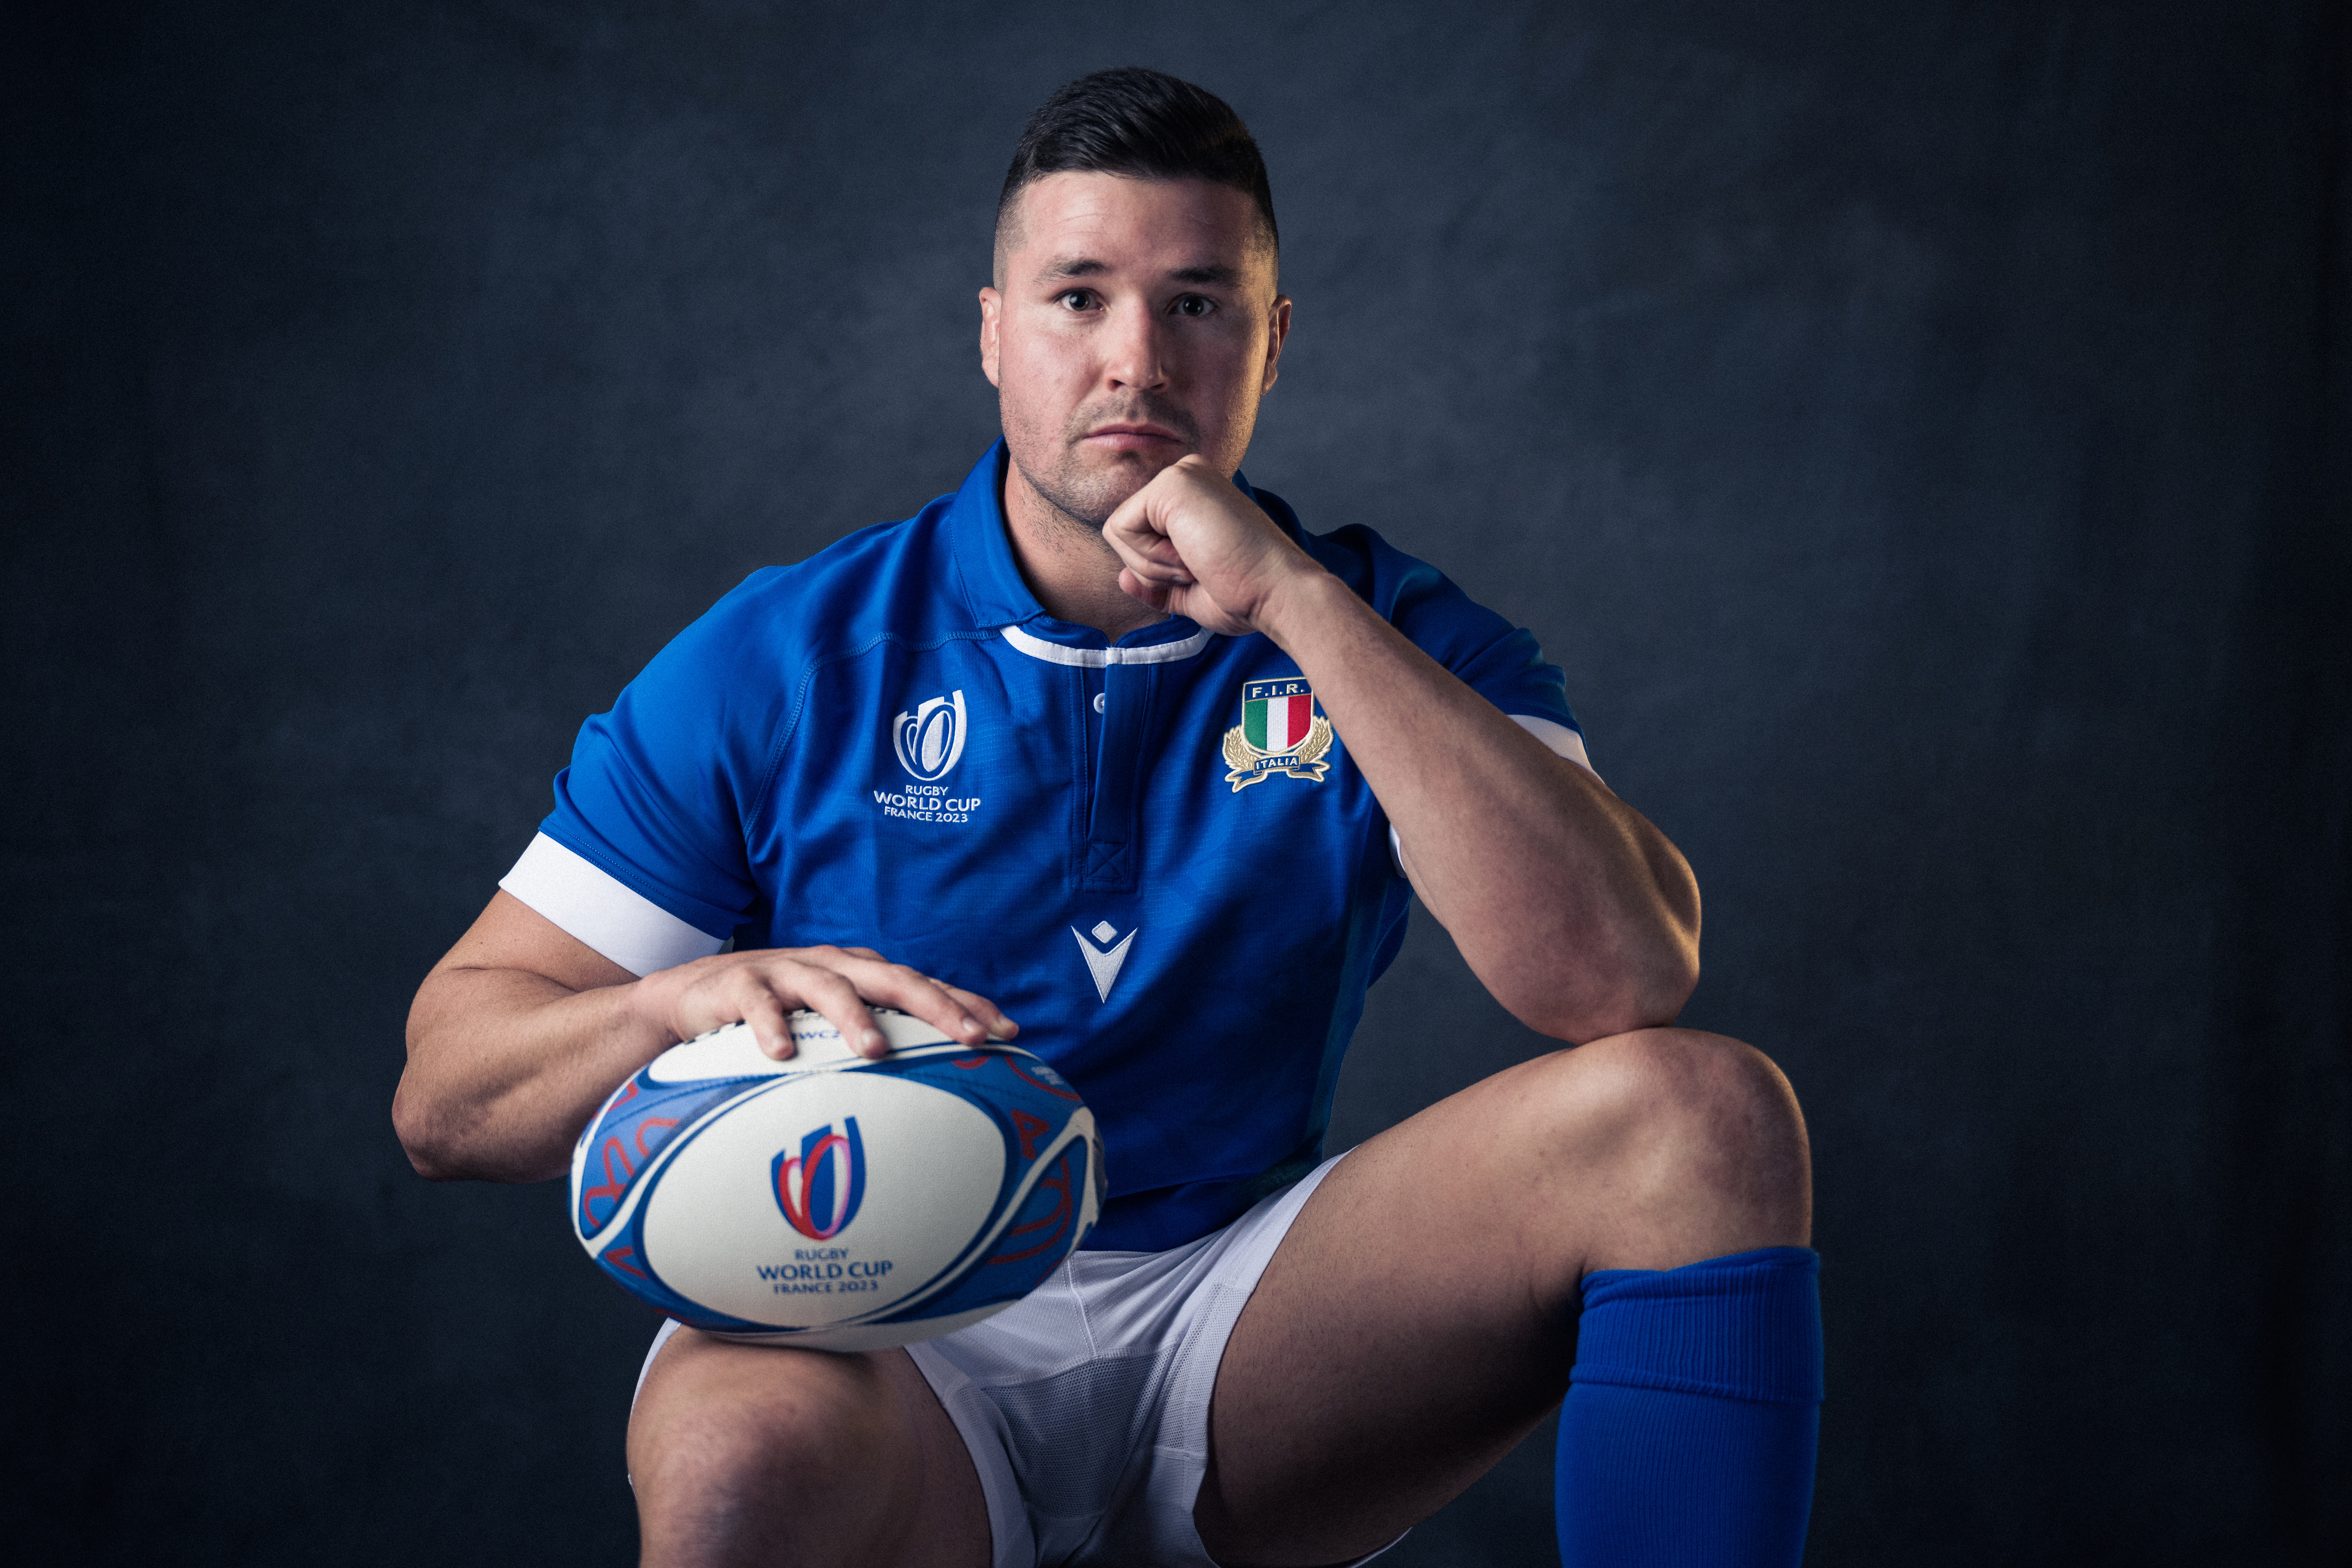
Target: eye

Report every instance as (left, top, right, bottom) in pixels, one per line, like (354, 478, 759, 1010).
(1172, 294, 1216, 318)
(1056, 289, 1098, 311)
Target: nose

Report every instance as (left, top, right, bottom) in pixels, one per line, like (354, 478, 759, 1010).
(1102, 300, 1170, 392)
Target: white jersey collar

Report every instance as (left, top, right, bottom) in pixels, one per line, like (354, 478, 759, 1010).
(1000, 623, 1217, 667)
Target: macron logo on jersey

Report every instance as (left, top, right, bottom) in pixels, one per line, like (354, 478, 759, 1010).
(894, 690, 968, 781)
(1071, 920, 1136, 1003)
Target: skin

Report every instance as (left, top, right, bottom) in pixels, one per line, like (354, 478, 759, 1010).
(396, 171, 1810, 1568)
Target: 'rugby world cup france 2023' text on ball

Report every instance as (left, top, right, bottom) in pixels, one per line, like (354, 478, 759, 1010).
(569, 1010, 1105, 1351)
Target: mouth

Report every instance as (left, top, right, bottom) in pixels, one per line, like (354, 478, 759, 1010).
(1080, 421, 1186, 454)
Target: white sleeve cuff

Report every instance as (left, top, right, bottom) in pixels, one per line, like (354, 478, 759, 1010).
(498, 833, 728, 978)
(1508, 713, 1596, 776)
(1387, 714, 1600, 875)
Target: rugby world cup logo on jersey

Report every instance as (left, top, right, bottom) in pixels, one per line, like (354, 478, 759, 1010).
(1220, 678, 1333, 790)
(772, 1119, 867, 1240)
(878, 690, 982, 823)
(894, 691, 968, 781)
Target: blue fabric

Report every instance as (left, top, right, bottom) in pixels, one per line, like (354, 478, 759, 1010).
(539, 442, 1583, 1252)
(1557, 1247, 1823, 1567)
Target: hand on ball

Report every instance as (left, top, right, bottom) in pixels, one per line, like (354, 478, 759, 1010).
(637, 944, 1015, 1062)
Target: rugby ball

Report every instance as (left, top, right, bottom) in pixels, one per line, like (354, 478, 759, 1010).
(569, 1011, 1104, 1351)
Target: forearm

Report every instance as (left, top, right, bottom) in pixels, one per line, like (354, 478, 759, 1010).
(396, 893, 1018, 1185)
(1259, 571, 1700, 1040)
(396, 966, 672, 1184)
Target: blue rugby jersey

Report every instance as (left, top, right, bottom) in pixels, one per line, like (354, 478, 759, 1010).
(504, 442, 1589, 1252)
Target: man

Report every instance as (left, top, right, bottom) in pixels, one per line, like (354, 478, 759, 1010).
(397, 68, 1820, 1568)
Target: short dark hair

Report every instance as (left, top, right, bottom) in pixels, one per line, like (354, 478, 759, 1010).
(997, 68, 1277, 256)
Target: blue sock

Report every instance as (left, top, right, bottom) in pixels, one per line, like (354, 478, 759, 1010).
(1555, 1247, 1823, 1567)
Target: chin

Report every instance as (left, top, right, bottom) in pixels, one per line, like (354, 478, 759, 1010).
(1034, 453, 1161, 528)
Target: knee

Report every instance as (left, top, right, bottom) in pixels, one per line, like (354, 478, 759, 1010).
(1591, 1028, 1805, 1164)
(629, 1340, 889, 1516)
(1520, 1028, 1811, 1253)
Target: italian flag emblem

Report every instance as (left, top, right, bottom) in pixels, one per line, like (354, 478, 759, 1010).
(1221, 678, 1335, 791)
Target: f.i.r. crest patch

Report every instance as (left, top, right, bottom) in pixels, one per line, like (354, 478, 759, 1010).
(1220, 678, 1334, 791)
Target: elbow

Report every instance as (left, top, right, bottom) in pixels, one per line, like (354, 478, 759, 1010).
(1625, 945, 1701, 1035)
(403, 1152, 465, 1183)
(395, 998, 470, 1180)
(1498, 928, 1701, 1046)
(391, 1070, 568, 1184)
(1639, 927, 1703, 1027)
(401, 1146, 466, 1184)
(1510, 984, 1694, 1048)
(391, 1076, 472, 1183)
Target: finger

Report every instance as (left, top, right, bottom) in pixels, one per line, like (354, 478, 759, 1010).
(1118, 567, 1173, 609)
(1121, 574, 1236, 638)
(763, 948, 1000, 1052)
(915, 974, 1015, 1038)
(762, 950, 936, 1063)
(1119, 527, 1192, 577)
(1100, 476, 1161, 538)
(741, 989, 797, 1061)
(1100, 509, 1169, 580)
(936, 982, 1019, 1040)
(790, 965, 889, 1059)
(785, 951, 985, 1054)
(835, 957, 993, 1047)
(1101, 488, 1189, 573)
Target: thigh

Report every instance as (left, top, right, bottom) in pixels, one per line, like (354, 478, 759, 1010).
(629, 1329, 989, 1568)
(1195, 1030, 1808, 1567)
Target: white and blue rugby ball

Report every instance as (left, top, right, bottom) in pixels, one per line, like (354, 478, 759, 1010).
(570, 1010, 1104, 1351)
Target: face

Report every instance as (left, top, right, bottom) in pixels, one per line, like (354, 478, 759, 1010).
(980, 172, 1289, 529)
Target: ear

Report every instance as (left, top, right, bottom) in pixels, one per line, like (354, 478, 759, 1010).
(978, 287, 1003, 388)
(1261, 294, 1292, 396)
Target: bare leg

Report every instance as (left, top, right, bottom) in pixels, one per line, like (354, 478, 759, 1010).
(1196, 1028, 1812, 1567)
(628, 1330, 990, 1568)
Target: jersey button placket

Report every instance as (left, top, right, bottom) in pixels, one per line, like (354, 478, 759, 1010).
(1080, 660, 1148, 891)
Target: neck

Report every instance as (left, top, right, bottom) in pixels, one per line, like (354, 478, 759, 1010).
(999, 462, 1170, 639)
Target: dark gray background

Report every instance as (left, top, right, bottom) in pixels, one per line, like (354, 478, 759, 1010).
(6, 1, 2346, 1562)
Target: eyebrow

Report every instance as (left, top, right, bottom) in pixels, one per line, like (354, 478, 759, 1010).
(1036, 257, 1245, 288)
(1170, 263, 1243, 287)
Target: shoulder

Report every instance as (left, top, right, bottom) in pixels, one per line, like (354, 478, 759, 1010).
(1252, 485, 1576, 725)
(673, 496, 970, 673)
(1253, 487, 1518, 650)
(594, 492, 972, 776)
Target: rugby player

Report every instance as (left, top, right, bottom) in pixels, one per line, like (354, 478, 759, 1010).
(397, 66, 1821, 1568)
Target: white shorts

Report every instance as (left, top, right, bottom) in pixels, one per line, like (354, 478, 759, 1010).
(636, 1152, 1403, 1568)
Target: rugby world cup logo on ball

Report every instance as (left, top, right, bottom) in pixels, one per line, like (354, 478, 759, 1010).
(568, 1011, 1103, 1352)
(773, 1120, 865, 1240)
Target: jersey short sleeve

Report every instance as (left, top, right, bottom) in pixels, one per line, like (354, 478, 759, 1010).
(1274, 511, 1592, 878)
(505, 570, 797, 975)
(1297, 517, 1590, 769)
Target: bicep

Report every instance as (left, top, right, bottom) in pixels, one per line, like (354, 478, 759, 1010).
(1388, 714, 1608, 894)
(428, 889, 641, 996)
(399, 890, 653, 1181)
